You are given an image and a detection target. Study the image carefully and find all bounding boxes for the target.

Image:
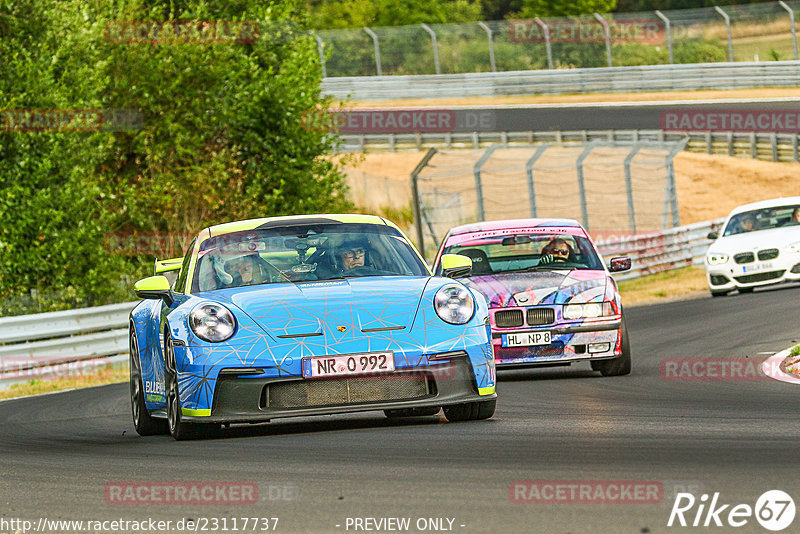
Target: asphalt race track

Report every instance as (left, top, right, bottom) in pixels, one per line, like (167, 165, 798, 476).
(2, 285, 799, 533)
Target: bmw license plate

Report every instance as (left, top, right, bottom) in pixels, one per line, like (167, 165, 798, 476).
(302, 351, 395, 379)
(503, 331, 552, 347)
(741, 262, 773, 273)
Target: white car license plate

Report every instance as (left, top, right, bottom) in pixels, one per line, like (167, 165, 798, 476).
(302, 351, 395, 378)
(741, 262, 773, 273)
(503, 331, 552, 347)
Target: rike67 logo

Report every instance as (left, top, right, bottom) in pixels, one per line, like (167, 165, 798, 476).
(668, 490, 795, 531)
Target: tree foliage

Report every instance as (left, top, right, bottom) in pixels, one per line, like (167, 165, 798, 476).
(0, 0, 349, 314)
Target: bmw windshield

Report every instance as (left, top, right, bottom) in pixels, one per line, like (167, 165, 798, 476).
(440, 231, 604, 275)
(722, 205, 800, 237)
(192, 223, 428, 292)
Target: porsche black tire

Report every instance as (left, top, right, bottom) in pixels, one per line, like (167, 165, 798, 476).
(710, 290, 730, 297)
(129, 329, 168, 436)
(590, 320, 632, 377)
(164, 333, 219, 441)
(384, 407, 440, 418)
(443, 399, 496, 422)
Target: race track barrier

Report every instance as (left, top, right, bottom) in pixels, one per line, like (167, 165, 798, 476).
(0, 302, 136, 388)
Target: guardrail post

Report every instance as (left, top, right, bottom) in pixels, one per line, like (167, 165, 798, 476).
(793, 134, 799, 162)
(654, 10, 673, 64)
(410, 148, 438, 258)
(727, 132, 734, 156)
(714, 6, 734, 62)
(364, 27, 382, 76)
(593, 13, 613, 67)
(309, 31, 327, 77)
(770, 133, 778, 161)
(779, 1, 798, 60)
(705, 131, 712, 154)
(624, 145, 642, 234)
(473, 144, 505, 221)
(576, 141, 597, 230)
(525, 144, 550, 217)
(477, 22, 497, 72)
(534, 18, 554, 69)
(420, 24, 441, 75)
(750, 132, 757, 158)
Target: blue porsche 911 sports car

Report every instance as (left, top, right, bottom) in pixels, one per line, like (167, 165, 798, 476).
(129, 214, 496, 439)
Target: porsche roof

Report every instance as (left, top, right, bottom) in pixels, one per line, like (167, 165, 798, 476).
(205, 214, 391, 238)
(446, 218, 583, 237)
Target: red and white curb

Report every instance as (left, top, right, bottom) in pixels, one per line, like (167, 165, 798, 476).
(761, 347, 800, 385)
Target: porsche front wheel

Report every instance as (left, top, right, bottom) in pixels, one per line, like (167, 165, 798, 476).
(164, 333, 218, 440)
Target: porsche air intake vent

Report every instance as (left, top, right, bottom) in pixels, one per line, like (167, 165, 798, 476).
(265, 375, 430, 409)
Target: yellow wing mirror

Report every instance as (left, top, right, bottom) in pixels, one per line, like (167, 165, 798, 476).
(134, 275, 174, 305)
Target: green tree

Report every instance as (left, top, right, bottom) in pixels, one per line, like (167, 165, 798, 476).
(516, 0, 616, 18)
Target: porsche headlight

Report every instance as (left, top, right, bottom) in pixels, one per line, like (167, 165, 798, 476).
(563, 302, 614, 320)
(190, 303, 236, 342)
(434, 285, 475, 325)
(706, 253, 729, 265)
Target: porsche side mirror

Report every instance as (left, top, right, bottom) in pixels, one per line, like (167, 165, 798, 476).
(707, 231, 719, 240)
(440, 254, 472, 278)
(134, 275, 174, 306)
(609, 256, 631, 273)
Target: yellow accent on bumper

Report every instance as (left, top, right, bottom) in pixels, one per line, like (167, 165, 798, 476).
(478, 385, 496, 395)
(181, 408, 211, 417)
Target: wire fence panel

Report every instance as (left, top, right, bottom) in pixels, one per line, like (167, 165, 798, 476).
(316, 1, 800, 77)
(410, 142, 683, 254)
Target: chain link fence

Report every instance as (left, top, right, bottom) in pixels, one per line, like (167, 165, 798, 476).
(409, 141, 686, 258)
(315, 1, 800, 77)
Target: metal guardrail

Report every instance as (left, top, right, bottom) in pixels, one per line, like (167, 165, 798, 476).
(0, 301, 136, 387)
(596, 218, 725, 281)
(338, 129, 800, 163)
(322, 61, 800, 100)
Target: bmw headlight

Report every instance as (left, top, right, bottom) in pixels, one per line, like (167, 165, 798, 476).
(563, 302, 614, 320)
(190, 303, 236, 342)
(434, 285, 475, 325)
(706, 253, 729, 265)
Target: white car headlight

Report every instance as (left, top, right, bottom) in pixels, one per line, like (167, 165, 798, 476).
(190, 303, 236, 342)
(434, 285, 475, 325)
(706, 253, 729, 265)
(563, 302, 614, 320)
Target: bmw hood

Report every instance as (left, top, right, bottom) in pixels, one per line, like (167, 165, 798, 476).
(462, 270, 608, 308)
(710, 226, 800, 254)
(206, 277, 431, 340)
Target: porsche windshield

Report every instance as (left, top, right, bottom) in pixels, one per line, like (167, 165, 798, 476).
(442, 231, 604, 275)
(191, 223, 428, 292)
(722, 205, 800, 236)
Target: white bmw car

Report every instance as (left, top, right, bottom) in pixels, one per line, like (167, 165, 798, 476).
(705, 197, 800, 296)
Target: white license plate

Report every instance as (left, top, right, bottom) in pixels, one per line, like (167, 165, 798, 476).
(302, 351, 395, 379)
(742, 262, 773, 273)
(503, 331, 552, 347)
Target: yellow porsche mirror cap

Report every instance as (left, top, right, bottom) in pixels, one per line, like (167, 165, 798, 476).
(440, 254, 472, 278)
(134, 275, 174, 305)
